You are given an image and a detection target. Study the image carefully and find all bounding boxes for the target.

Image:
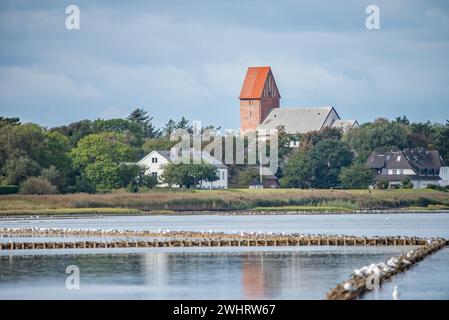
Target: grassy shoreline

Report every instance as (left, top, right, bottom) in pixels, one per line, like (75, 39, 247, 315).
(0, 189, 448, 216)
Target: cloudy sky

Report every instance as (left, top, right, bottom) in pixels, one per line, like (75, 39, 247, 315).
(0, 0, 448, 129)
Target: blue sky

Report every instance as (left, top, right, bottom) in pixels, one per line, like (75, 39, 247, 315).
(0, 0, 448, 129)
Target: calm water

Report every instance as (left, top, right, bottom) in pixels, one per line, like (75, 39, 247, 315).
(2, 212, 449, 237)
(0, 246, 411, 300)
(0, 213, 448, 300)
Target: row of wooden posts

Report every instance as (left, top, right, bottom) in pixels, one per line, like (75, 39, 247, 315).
(0, 228, 442, 250)
(326, 238, 448, 300)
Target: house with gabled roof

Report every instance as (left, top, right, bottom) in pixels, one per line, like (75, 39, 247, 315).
(239, 66, 358, 134)
(365, 148, 448, 188)
(137, 150, 228, 189)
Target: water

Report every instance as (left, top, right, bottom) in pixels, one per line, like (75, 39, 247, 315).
(2, 212, 449, 237)
(1, 213, 448, 299)
(362, 247, 449, 300)
(0, 246, 410, 300)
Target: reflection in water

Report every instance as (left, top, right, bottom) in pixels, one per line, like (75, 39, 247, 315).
(0, 247, 413, 299)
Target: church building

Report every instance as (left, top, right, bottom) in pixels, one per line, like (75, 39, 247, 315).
(239, 66, 358, 134)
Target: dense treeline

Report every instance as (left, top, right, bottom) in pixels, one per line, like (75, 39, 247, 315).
(278, 117, 449, 189)
(0, 113, 448, 194)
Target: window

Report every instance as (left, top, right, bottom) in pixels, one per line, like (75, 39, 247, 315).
(221, 171, 225, 180)
(151, 157, 158, 163)
(392, 169, 397, 175)
(397, 156, 401, 162)
(399, 169, 404, 175)
(151, 172, 157, 177)
(386, 155, 391, 160)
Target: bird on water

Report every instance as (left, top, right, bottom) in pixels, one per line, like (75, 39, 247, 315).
(392, 286, 400, 300)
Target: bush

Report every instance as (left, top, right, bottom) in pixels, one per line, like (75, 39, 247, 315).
(426, 184, 448, 192)
(401, 177, 413, 189)
(20, 177, 58, 195)
(0, 185, 19, 195)
(339, 163, 374, 189)
(376, 180, 389, 190)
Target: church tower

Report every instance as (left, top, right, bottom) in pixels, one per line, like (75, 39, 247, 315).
(239, 66, 281, 133)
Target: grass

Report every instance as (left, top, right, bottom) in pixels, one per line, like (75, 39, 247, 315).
(0, 189, 448, 215)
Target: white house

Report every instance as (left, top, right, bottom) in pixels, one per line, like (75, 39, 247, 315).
(440, 167, 449, 187)
(366, 148, 446, 189)
(137, 150, 228, 189)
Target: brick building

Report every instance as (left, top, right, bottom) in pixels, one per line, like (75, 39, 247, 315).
(239, 66, 358, 134)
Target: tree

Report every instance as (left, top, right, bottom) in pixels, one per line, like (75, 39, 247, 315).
(142, 138, 176, 155)
(339, 163, 374, 189)
(70, 132, 137, 191)
(176, 117, 191, 131)
(0, 116, 20, 128)
(127, 108, 161, 138)
(40, 165, 66, 192)
(2, 156, 41, 185)
(343, 118, 409, 162)
(51, 120, 95, 147)
(20, 177, 57, 195)
(39, 131, 72, 174)
(162, 119, 177, 138)
(161, 163, 218, 188)
(435, 121, 449, 163)
(281, 140, 353, 189)
(93, 118, 145, 147)
(70, 132, 136, 168)
(117, 163, 140, 189)
(407, 122, 438, 149)
(401, 177, 413, 189)
(280, 148, 313, 188)
(300, 127, 343, 149)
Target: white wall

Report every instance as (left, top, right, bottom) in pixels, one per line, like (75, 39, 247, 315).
(138, 151, 228, 189)
(440, 167, 449, 187)
(137, 151, 170, 187)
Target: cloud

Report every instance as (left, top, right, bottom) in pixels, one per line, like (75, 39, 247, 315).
(0, 0, 449, 128)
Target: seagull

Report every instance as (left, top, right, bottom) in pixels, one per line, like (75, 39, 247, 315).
(343, 282, 354, 292)
(392, 286, 400, 300)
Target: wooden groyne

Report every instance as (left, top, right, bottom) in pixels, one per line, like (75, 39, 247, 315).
(0, 227, 443, 250)
(326, 238, 448, 300)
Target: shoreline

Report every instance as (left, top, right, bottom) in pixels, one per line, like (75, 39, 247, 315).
(0, 207, 449, 219)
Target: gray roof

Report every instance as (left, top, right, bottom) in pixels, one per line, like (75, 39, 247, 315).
(148, 150, 228, 169)
(366, 149, 445, 172)
(331, 120, 358, 132)
(374, 174, 441, 182)
(257, 107, 335, 134)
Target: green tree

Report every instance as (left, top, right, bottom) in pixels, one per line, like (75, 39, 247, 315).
(401, 177, 413, 189)
(2, 156, 41, 185)
(282, 140, 353, 188)
(339, 163, 375, 189)
(176, 117, 191, 131)
(163, 119, 177, 138)
(343, 118, 409, 162)
(40, 165, 66, 192)
(142, 138, 176, 155)
(435, 121, 449, 162)
(70, 132, 137, 191)
(127, 108, 161, 139)
(0, 116, 20, 128)
(161, 163, 218, 188)
(280, 148, 313, 188)
(20, 177, 57, 195)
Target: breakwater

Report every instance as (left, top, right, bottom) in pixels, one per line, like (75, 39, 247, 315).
(0, 227, 444, 249)
(326, 237, 448, 300)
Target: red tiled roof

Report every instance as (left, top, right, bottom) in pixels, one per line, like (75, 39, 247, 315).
(239, 66, 271, 99)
